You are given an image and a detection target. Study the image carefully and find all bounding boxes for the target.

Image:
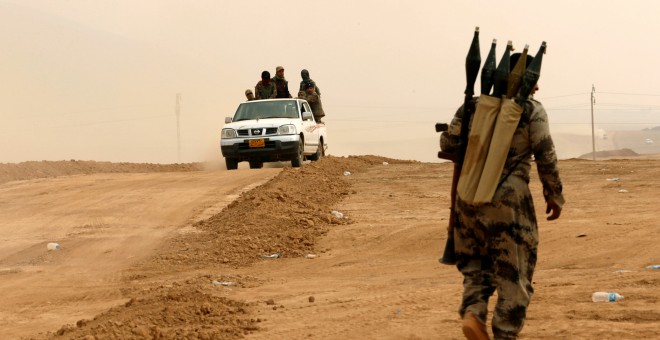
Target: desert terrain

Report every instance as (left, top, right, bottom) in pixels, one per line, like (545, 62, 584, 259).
(0, 155, 658, 339)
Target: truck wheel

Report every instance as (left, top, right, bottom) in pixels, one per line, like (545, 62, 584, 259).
(225, 158, 238, 170)
(291, 138, 304, 168)
(249, 160, 263, 169)
(308, 140, 324, 161)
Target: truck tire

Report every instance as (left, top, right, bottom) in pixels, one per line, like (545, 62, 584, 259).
(291, 138, 304, 168)
(308, 140, 324, 161)
(249, 160, 263, 169)
(225, 158, 238, 170)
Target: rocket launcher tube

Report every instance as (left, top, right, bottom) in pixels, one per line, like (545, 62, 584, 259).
(440, 26, 481, 266)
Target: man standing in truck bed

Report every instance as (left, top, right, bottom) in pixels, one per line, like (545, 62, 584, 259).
(272, 66, 292, 98)
(255, 71, 276, 100)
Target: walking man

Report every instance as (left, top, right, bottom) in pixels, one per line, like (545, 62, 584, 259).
(440, 52, 564, 340)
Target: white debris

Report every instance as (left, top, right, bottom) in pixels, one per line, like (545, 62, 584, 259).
(47, 243, 61, 250)
(212, 280, 234, 286)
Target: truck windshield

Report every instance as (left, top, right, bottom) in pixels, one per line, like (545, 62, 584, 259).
(233, 101, 299, 121)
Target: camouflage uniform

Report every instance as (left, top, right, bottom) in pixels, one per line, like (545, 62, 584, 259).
(300, 90, 325, 123)
(440, 97, 564, 339)
(255, 80, 277, 100)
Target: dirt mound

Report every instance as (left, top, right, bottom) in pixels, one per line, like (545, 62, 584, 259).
(151, 156, 410, 269)
(0, 160, 201, 185)
(578, 148, 639, 159)
(49, 279, 259, 339)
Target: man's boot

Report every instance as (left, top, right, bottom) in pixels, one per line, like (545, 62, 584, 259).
(462, 311, 490, 340)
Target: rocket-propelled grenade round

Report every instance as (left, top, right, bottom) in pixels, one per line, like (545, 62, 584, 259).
(480, 39, 498, 95)
(458, 26, 481, 165)
(518, 41, 547, 102)
(507, 44, 529, 98)
(492, 40, 513, 98)
(464, 27, 482, 98)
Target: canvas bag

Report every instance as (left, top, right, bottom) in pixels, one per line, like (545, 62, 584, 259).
(457, 95, 501, 202)
(472, 99, 523, 203)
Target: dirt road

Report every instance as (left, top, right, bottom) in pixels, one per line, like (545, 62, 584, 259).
(1, 156, 658, 339)
(0, 166, 280, 339)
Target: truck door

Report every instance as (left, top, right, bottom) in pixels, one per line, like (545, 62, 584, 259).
(300, 101, 319, 153)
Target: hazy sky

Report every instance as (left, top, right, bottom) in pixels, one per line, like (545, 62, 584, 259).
(2, 0, 660, 163)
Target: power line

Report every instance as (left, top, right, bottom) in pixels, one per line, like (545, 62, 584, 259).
(587, 102, 660, 109)
(547, 103, 591, 109)
(541, 92, 590, 100)
(598, 91, 660, 97)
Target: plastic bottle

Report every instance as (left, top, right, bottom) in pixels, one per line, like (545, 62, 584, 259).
(592, 292, 624, 302)
(646, 265, 660, 270)
(47, 243, 61, 250)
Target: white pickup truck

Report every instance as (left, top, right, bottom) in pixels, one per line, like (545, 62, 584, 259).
(220, 98, 328, 169)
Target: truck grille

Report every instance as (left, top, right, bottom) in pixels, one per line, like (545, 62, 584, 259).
(237, 128, 278, 136)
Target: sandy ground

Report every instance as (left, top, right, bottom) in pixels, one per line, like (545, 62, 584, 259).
(0, 156, 658, 339)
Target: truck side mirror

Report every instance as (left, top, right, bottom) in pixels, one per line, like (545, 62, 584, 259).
(225, 117, 233, 124)
(302, 112, 313, 121)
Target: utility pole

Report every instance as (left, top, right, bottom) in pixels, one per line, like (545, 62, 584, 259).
(176, 93, 181, 163)
(590, 85, 596, 161)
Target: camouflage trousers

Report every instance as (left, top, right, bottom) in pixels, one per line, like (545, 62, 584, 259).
(454, 175, 539, 340)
